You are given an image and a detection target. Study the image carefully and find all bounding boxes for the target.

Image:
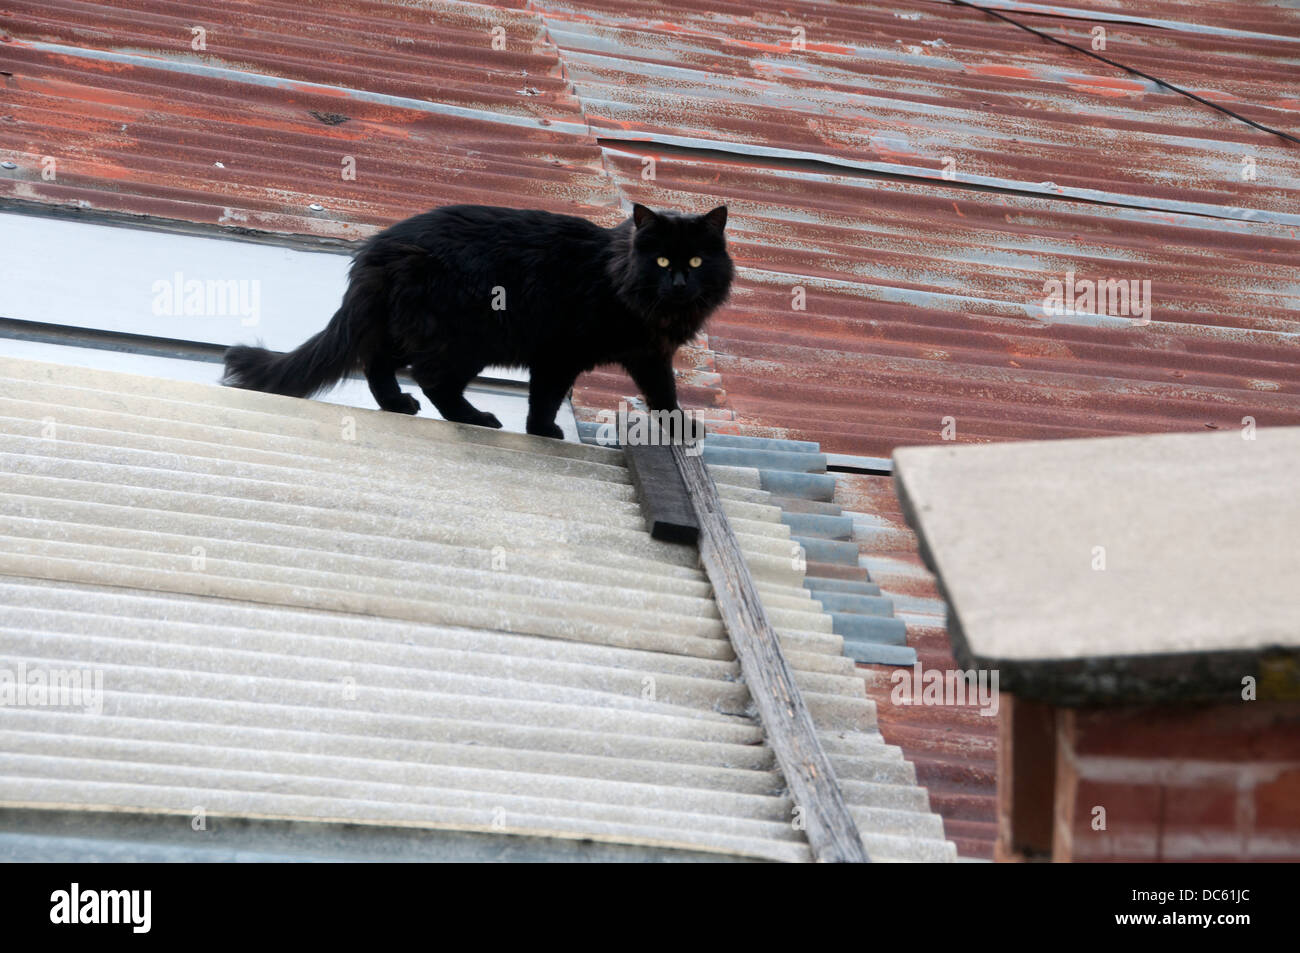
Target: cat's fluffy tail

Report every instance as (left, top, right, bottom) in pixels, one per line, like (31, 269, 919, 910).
(222, 303, 356, 399)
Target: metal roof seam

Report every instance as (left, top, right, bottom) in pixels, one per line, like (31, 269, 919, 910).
(911, 0, 1300, 43)
(941, 0, 1300, 145)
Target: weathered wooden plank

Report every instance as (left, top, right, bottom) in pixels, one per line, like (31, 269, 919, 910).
(624, 442, 699, 545)
(669, 442, 870, 863)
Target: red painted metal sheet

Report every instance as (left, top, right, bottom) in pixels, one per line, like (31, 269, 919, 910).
(0, 1, 621, 237)
(535, 0, 1300, 221)
(573, 146, 1300, 457)
(2, 0, 572, 123)
(975, 0, 1300, 38)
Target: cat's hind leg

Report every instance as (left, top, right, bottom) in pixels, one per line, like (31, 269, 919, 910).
(525, 364, 579, 439)
(410, 360, 502, 429)
(364, 357, 420, 415)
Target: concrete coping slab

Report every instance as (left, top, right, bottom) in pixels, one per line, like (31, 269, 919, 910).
(893, 427, 1300, 705)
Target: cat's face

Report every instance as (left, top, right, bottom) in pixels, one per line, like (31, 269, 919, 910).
(625, 204, 733, 318)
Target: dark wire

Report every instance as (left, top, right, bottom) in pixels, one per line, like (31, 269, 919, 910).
(946, 0, 1300, 146)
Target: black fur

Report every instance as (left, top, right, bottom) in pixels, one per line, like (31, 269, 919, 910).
(222, 203, 734, 438)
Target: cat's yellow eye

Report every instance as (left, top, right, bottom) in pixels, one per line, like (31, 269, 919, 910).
(689, 256, 703, 268)
(656, 257, 670, 268)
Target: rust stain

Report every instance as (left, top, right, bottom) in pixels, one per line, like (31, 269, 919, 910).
(1066, 77, 1146, 98)
(968, 64, 1038, 79)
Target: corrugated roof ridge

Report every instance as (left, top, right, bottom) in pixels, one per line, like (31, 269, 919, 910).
(829, 469, 998, 860)
(580, 427, 918, 660)
(701, 442, 997, 855)
(577, 423, 956, 860)
(717, 445, 956, 861)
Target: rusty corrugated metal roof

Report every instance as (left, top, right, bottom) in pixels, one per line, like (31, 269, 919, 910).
(0, 0, 621, 237)
(972, 0, 1300, 39)
(5, 0, 1299, 862)
(831, 469, 998, 858)
(537, 0, 1300, 221)
(546, 0, 1300, 863)
(573, 144, 1300, 457)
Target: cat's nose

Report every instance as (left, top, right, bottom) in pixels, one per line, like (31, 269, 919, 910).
(673, 272, 686, 288)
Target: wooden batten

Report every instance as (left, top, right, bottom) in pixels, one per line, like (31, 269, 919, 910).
(665, 441, 870, 863)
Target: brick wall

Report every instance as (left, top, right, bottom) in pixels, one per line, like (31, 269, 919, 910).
(1050, 702, 1300, 861)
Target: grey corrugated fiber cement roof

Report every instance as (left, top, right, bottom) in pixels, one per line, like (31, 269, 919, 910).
(0, 357, 953, 862)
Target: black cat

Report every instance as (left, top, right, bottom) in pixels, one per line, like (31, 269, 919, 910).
(222, 203, 733, 439)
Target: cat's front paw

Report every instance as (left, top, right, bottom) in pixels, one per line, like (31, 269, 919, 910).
(526, 420, 565, 440)
(382, 393, 420, 415)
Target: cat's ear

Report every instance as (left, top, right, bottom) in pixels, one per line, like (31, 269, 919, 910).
(632, 204, 659, 229)
(702, 205, 728, 232)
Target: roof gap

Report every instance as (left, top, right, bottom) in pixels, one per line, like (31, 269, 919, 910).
(595, 138, 1293, 227)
